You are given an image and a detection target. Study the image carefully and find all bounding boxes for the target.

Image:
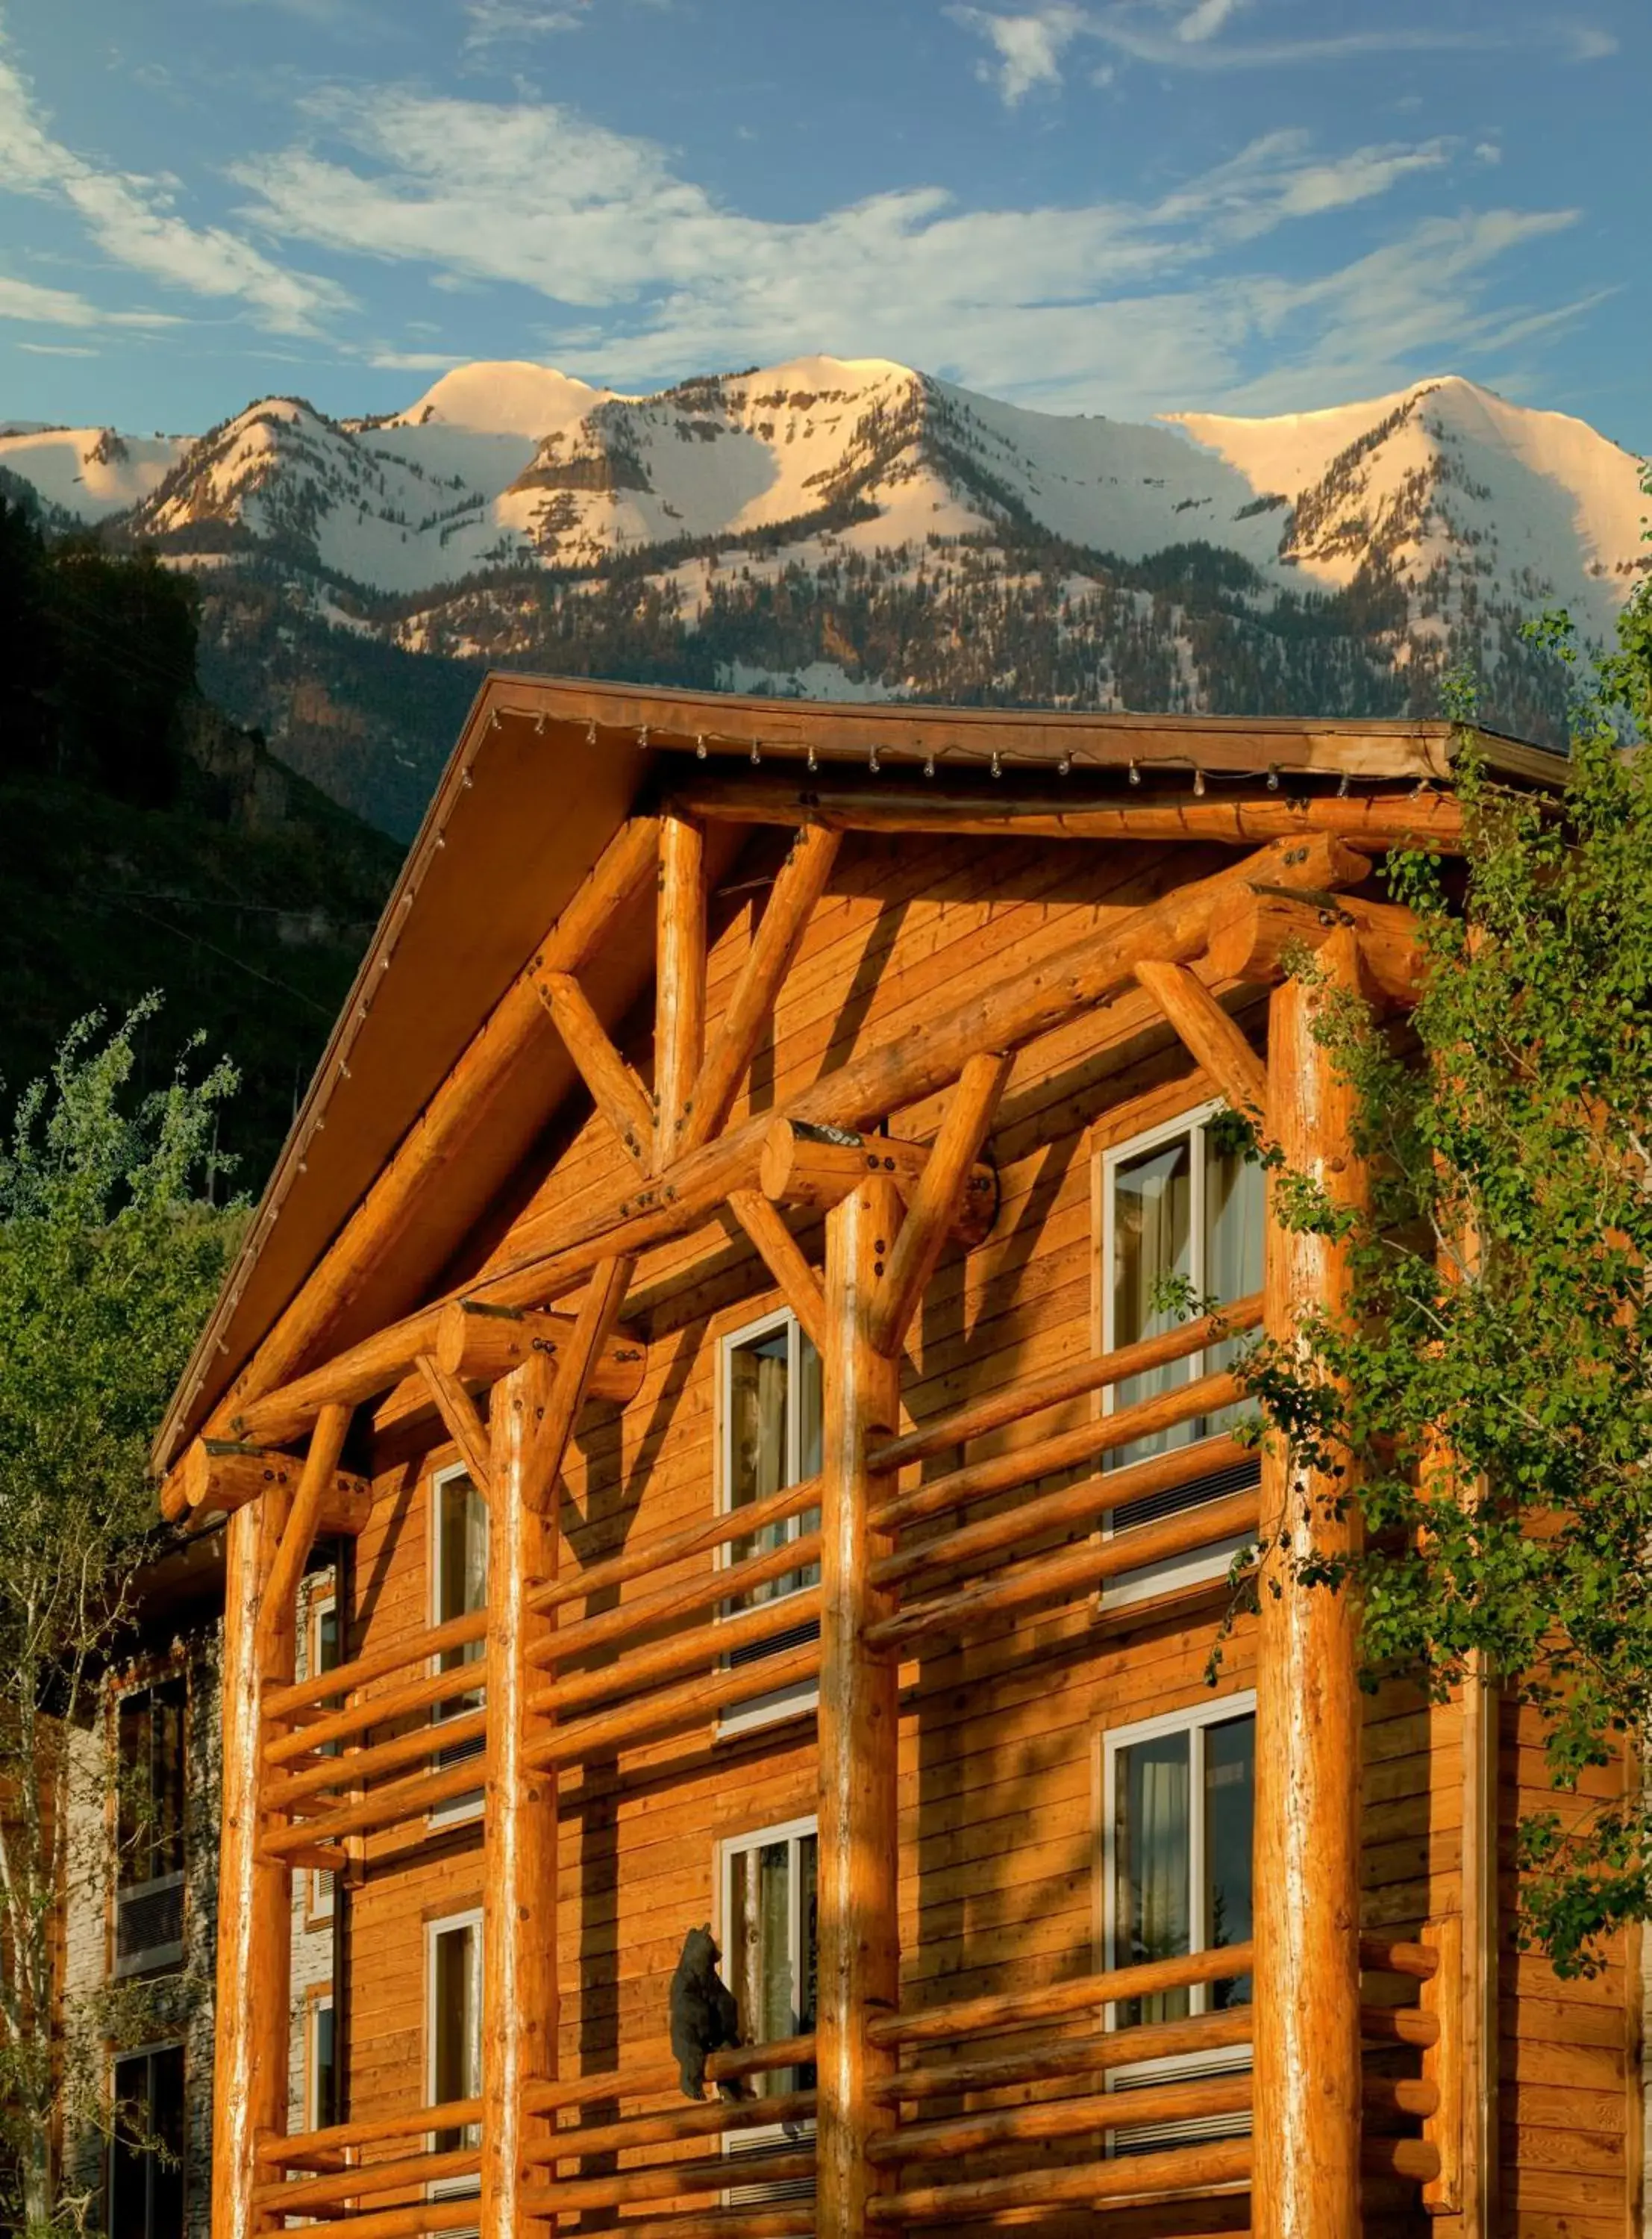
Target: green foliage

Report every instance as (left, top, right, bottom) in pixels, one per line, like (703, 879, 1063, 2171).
(1245, 490, 1652, 1976)
(0, 1002, 243, 2228)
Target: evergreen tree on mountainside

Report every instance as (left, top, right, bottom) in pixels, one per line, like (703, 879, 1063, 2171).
(0, 494, 401, 1181)
(0, 497, 197, 808)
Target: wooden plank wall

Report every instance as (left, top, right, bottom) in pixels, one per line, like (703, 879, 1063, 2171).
(333, 826, 1636, 2237)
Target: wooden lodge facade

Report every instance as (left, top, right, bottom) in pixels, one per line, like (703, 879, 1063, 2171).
(151, 683, 1630, 2239)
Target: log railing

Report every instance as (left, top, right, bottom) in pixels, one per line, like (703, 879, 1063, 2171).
(848, 1932, 1454, 2227)
(257, 1615, 489, 1862)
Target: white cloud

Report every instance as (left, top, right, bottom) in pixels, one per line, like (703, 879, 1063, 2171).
(1174, 0, 1245, 42)
(463, 0, 592, 47)
(15, 339, 99, 355)
(0, 269, 173, 328)
(231, 89, 1584, 417)
(0, 35, 351, 334)
(368, 348, 468, 369)
(949, 4, 1088, 104)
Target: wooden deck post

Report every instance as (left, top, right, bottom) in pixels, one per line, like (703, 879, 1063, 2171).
(654, 810, 706, 1167)
(212, 1487, 295, 2239)
(481, 1346, 563, 2239)
(1254, 924, 1367, 2239)
(818, 1176, 903, 2238)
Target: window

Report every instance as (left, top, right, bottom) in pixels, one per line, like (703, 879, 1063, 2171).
(108, 2043, 184, 2239)
(305, 1587, 340, 1923)
(1098, 1100, 1263, 1605)
(430, 1468, 487, 1824)
(305, 1988, 337, 2135)
(717, 1311, 822, 1736)
(719, 1820, 818, 2205)
(426, 1910, 482, 2199)
(113, 1681, 186, 1978)
(1101, 1699, 1255, 2150)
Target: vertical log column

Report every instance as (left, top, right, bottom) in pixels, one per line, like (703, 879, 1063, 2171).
(1254, 925, 1367, 2239)
(818, 1177, 903, 2238)
(654, 811, 705, 1169)
(212, 1490, 295, 2239)
(482, 1348, 563, 2239)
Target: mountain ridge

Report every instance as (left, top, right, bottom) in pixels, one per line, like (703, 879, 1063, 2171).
(3, 357, 1645, 837)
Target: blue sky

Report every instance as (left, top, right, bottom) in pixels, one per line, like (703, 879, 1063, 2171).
(0, 0, 1645, 447)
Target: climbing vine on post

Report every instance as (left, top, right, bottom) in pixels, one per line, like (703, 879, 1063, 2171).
(1243, 546, 1652, 1978)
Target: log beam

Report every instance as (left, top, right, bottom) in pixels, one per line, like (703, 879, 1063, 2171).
(162, 1440, 371, 1531)
(1253, 922, 1367, 2239)
(254, 1404, 352, 1673)
(198, 814, 661, 1452)
(654, 811, 706, 1169)
(1209, 884, 1423, 1008)
(415, 1355, 492, 1491)
(725, 1191, 827, 1353)
(434, 1299, 645, 1400)
(760, 1120, 996, 1245)
(482, 1250, 630, 2239)
(231, 832, 1368, 1446)
(535, 969, 654, 1171)
(869, 1050, 1010, 1357)
(1133, 960, 1268, 1122)
(816, 1175, 902, 2238)
(676, 823, 842, 1158)
(668, 771, 1467, 852)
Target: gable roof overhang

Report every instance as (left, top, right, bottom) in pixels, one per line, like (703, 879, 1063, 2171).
(151, 674, 1556, 1475)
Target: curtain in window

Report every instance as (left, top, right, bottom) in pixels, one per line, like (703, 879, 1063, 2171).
(1204, 1715, 1255, 2008)
(434, 1925, 482, 2150)
(730, 1335, 791, 1600)
(1204, 1140, 1264, 1433)
(1114, 1731, 1191, 2026)
(1112, 1138, 1192, 1457)
(728, 1840, 793, 2095)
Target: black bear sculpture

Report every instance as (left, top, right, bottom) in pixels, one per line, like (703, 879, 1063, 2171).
(668, 1925, 746, 2100)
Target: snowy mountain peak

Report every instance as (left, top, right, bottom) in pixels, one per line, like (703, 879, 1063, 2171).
(386, 360, 610, 438)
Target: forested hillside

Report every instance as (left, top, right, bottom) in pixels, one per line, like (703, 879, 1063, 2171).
(0, 487, 401, 1181)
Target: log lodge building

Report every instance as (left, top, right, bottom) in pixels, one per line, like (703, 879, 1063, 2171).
(146, 681, 1629, 2239)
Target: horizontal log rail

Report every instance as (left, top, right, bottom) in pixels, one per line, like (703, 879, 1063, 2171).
(868, 1482, 1260, 1651)
(525, 2087, 817, 2166)
(876, 2007, 1254, 2106)
(1360, 1936, 1439, 1980)
(227, 832, 1367, 1448)
(528, 1527, 822, 1671)
(872, 2068, 1254, 2165)
(257, 2147, 478, 2216)
(260, 1757, 487, 1860)
(529, 1587, 822, 1721)
(518, 2151, 818, 2220)
(869, 1296, 1263, 1475)
(265, 1655, 484, 1770)
(869, 1367, 1242, 1540)
(525, 1640, 821, 1770)
(266, 2198, 488, 2239)
(529, 1474, 822, 1620)
(258, 2099, 482, 2167)
(868, 2137, 1254, 2224)
(267, 1706, 487, 1815)
(610, 2212, 815, 2239)
(872, 1431, 1249, 1596)
(266, 1611, 488, 1726)
(870, 1943, 1257, 2049)
(522, 2032, 816, 2116)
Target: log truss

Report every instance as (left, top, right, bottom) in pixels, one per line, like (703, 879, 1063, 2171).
(190, 790, 1474, 2239)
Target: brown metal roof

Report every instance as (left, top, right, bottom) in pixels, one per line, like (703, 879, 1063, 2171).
(151, 674, 1556, 1472)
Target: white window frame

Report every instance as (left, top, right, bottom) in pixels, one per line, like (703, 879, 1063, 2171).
(428, 1462, 486, 1828)
(304, 1583, 340, 1923)
(1098, 1694, 1257, 2143)
(716, 1816, 819, 2200)
(715, 1308, 822, 1739)
(1096, 1097, 1260, 1608)
(424, 1907, 484, 2208)
(304, 1986, 336, 2135)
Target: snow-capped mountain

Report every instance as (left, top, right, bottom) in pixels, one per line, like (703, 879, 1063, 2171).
(2, 357, 1645, 836)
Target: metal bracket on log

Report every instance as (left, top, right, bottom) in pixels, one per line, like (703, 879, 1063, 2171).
(163, 1438, 372, 1534)
(760, 1118, 998, 1245)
